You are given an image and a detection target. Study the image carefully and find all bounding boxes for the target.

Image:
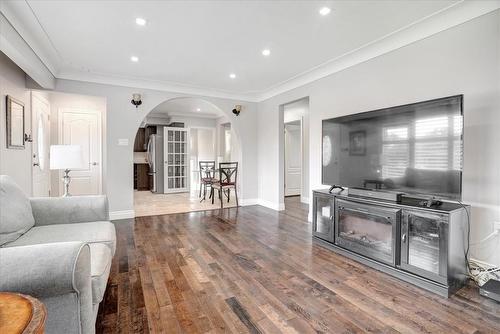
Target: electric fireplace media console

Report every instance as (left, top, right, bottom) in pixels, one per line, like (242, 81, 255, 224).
(312, 189, 470, 297)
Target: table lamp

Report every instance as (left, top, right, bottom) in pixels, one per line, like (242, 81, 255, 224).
(50, 145, 85, 197)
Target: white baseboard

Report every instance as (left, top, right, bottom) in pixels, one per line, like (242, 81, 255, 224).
(258, 199, 285, 211)
(301, 196, 310, 204)
(240, 198, 259, 206)
(109, 210, 135, 220)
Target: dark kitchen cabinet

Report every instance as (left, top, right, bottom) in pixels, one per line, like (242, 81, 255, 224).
(134, 164, 149, 190)
(134, 128, 146, 152)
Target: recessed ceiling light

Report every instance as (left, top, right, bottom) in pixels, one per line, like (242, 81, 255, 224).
(196, 108, 201, 112)
(229, 73, 236, 79)
(262, 49, 271, 56)
(136, 17, 147, 26)
(319, 7, 331, 16)
(130, 56, 139, 62)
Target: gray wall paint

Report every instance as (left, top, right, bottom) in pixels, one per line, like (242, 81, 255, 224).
(0, 52, 32, 195)
(257, 11, 500, 264)
(52, 79, 258, 214)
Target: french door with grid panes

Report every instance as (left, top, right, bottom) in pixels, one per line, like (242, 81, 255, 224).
(164, 127, 189, 193)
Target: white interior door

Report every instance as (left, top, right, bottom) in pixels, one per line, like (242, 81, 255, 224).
(59, 109, 101, 195)
(32, 94, 51, 197)
(164, 127, 189, 193)
(285, 122, 302, 196)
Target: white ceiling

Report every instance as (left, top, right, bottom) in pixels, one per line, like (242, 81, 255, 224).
(3, 0, 488, 100)
(148, 97, 223, 119)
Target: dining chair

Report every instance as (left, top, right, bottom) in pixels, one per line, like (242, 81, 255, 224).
(199, 161, 216, 202)
(212, 162, 238, 208)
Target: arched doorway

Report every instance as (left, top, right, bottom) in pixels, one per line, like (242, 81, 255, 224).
(132, 97, 242, 216)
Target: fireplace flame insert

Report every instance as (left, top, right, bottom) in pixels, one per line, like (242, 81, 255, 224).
(335, 199, 401, 265)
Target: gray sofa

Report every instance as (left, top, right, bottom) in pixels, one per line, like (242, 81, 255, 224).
(0, 175, 116, 334)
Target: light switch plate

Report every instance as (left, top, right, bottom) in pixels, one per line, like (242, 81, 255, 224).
(118, 139, 129, 146)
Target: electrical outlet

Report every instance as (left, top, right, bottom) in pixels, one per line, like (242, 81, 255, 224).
(494, 221, 500, 231)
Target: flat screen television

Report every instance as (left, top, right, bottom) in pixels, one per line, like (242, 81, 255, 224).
(322, 95, 463, 200)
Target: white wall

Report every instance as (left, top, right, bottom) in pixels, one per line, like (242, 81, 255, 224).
(195, 128, 215, 161)
(47, 79, 258, 217)
(47, 91, 106, 196)
(257, 11, 500, 264)
(0, 51, 32, 195)
(170, 115, 216, 129)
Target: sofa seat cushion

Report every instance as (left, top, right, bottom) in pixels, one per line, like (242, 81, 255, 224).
(89, 243, 112, 304)
(0, 175, 35, 246)
(3, 221, 116, 254)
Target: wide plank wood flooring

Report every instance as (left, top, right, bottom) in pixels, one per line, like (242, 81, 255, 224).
(97, 197, 500, 333)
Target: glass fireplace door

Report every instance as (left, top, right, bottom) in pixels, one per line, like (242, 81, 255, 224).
(400, 210, 448, 284)
(335, 199, 399, 265)
(312, 193, 334, 242)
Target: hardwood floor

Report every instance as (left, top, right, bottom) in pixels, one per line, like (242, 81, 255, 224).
(97, 197, 500, 333)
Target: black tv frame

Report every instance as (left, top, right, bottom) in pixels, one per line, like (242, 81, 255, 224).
(321, 95, 464, 201)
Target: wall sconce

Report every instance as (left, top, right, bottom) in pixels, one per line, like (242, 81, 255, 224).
(232, 105, 241, 116)
(131, 93, 142, 108)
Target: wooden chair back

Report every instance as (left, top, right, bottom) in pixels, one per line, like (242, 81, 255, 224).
(199, 161, 216, 181)
(218, 162, 238, 186)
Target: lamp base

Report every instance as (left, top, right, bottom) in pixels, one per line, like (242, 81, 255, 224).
(62, 169, 72, 197)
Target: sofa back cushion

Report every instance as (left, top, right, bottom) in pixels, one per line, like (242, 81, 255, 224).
(0, 175, 35, 246)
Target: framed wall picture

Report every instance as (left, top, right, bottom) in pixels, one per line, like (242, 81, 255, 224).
(349, 130, 366, 156)
(6, 95, 25, 149)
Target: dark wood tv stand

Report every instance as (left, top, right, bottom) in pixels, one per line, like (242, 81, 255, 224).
(312, 188, 470, 297)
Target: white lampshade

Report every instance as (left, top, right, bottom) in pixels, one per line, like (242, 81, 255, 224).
(50, 145, 85, 170)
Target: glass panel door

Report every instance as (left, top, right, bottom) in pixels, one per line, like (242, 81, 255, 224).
(164, 127, 189, 193)
(313, 194, 334, 242)
(401, 210, 447, 283)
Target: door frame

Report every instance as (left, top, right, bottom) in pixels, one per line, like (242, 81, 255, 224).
(31, 92, 51, 197)
(284, 119, 303, 197)
(58, 107, 103, 195)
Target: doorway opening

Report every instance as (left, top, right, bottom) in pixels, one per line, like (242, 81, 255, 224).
(31, 90, 106, 198)
(133, 97, 241, 217)
(281, 97, 310, 212)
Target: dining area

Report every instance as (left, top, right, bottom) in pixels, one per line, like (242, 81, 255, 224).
(133, 160, 239, 217)
(198, 161, 239, 208)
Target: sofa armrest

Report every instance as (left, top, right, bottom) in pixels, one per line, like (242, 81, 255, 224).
(0, 242, 94, 334)
(30, 195, 109, 226)
(0, 242, 91, 297)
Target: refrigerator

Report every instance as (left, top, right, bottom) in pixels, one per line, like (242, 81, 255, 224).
(146, 127, 164, 193)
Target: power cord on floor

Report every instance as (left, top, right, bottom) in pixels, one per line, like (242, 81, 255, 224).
(456, 199, 500, 286)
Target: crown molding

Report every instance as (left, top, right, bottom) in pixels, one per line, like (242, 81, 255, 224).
(2, 0, 498, 102)
(0, 0, 60, 76)
(256, 0, 500, 101)
(57, 69, 260, 102)
(0, 11, 55, 89)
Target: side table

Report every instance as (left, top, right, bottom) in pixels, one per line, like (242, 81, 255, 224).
(0, 292, 46, 334)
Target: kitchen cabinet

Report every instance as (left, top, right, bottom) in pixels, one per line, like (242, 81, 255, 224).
(134, 128, 146, 152)
(134, 164, 149, 190)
